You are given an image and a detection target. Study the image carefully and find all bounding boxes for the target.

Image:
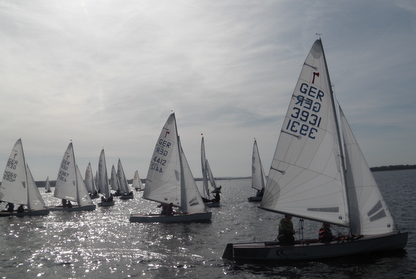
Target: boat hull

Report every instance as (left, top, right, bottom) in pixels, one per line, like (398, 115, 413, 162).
(247, 196, 262, 202)
(98, 201, 115, 207)
(222, 232, 408, 263)
(120, 194, 134, 200)
(0, 209, 50, 217)
(129, 212, 212, 223)
(49, 205, 96, 212)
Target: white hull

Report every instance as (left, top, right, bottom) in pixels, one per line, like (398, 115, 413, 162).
(0, 209, 50, 217)
(49, 205, 96, 212)
(222, 232, 408, 263)
(130, 212, 212, 223)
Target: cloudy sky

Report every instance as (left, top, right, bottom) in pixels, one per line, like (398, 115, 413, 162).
(1, 0, 415, 181)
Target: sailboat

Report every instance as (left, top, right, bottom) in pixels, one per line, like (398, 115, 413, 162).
(223, 39, 408, 262)
(45, 176, 52, 193)
(84, 162, 99, 199)
(0, 139, 49, 216)
(200, 135, 221, 207)
(51, 142, 96, 211)
(109, 164, 122, 196)
(248, 139, 265, 202)
(130, 113, 212, 223)
(97, 149, 115, 206)
(132, 170, 143, 191)
(117, 159, 134, 199)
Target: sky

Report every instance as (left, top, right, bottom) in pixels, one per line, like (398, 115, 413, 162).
(0, 0, 415, 181)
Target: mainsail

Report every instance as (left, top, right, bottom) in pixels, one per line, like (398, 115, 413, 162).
(0, 139, 28, 205)
(252, 139, 266, 192)
(54, 143, 78, 202)
(143, 113, 205, 213)
(98, 149, 111, 198)
(132, 170, 143, 190)
(54, 142, 93, 207)
(260, 40, 349, 226)
(117, 159, 130, 194)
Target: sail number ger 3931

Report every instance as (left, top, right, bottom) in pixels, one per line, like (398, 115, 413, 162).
(285, 83, 324, 139)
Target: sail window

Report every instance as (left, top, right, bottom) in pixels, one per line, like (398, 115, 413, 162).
(307, 207, 339, 212)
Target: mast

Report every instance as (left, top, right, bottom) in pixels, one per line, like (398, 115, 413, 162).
(319, 38, 350, 224)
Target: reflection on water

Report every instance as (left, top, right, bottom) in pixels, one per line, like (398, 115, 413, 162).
(0, 170, 415, 278)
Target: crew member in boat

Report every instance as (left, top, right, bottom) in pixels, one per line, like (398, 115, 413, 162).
(213, 191, 220, 203)
(318, 222, 334, 243)
(165, 203, 174, 216)
(17, 204, 25, 213)
(277, 214, 296, 245)
(6, 203, 14, 212)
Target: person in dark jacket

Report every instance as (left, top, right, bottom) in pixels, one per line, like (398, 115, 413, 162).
(318, 222, 334, 243)
(278, 214, 295, 245)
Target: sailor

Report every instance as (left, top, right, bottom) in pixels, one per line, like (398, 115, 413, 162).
(277, 214, 295, 245)
(318, 222, 334, 243)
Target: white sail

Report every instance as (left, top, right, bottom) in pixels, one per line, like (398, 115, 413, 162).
(132, 170, 143, 190)
(75, 165, 93, 207)
(340, 107, 394, 235)
(205, 160, 218, 190)
(201, 135, 217, 199)
(117, 159, 130, 194)
(261, 40, 349, 226)
(98, 149, 111, 198)
(201, 136, 210, 199)
(45, 176, 51, 192)
(84, 163, 95, 193)
(26, 165, 47, 210)
(0, 139, 28, 205)
(179, 139, 205, 213)
(252, 139, 266, 192)
(144, 113, 205, 213)
(54, 143, 78, 202)
(110, 165, 120, 191)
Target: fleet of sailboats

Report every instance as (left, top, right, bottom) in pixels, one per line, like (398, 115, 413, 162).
(0, 38, 408, 264)
(222, 39, 408, 262)
(130, 113, 212, 223)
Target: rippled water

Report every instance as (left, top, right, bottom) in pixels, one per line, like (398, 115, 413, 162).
(0, 169, 415, 278)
